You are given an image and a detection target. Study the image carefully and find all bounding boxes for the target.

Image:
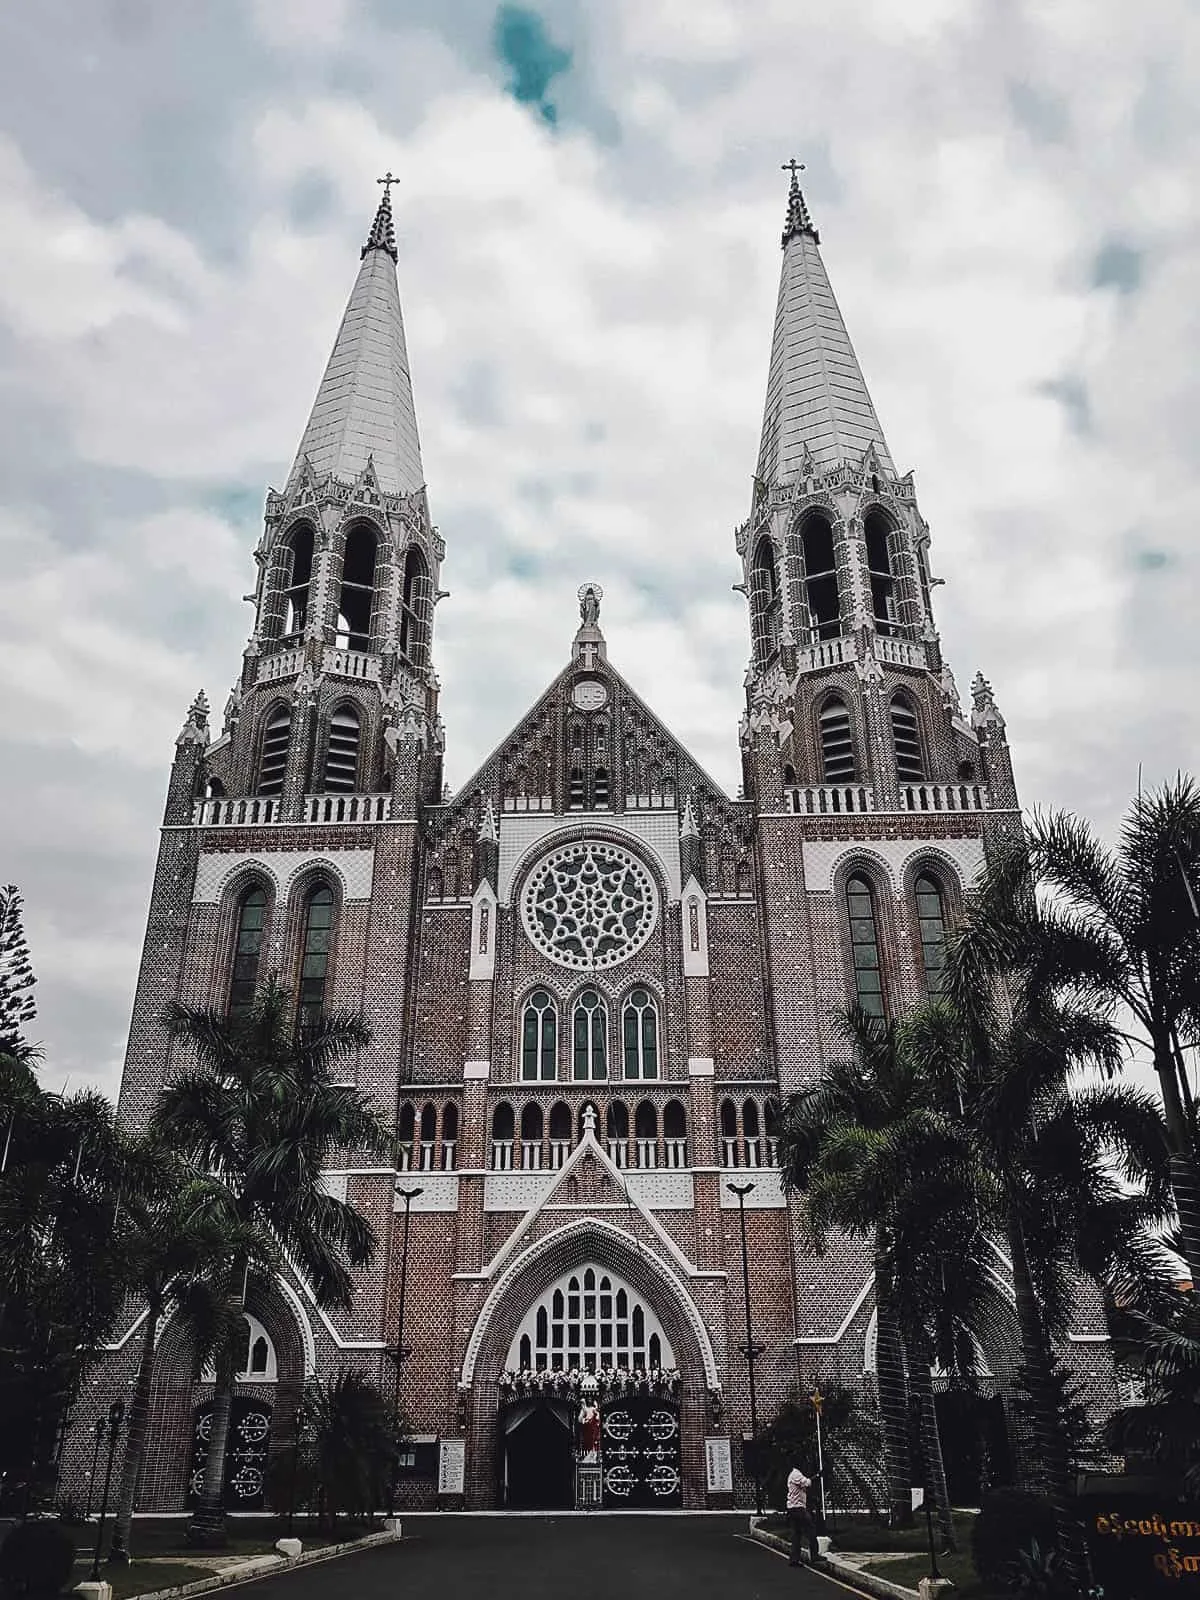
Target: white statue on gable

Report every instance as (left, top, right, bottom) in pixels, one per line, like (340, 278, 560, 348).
(582, 1103, 598, 1141)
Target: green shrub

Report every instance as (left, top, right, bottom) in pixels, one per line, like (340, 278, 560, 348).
(971, 1489, 1059, 1594)
(0, 1520, 77, 1598)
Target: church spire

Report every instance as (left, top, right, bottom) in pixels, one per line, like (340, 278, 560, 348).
(286, 175, 424, 498)
(755, 162, 894, 484)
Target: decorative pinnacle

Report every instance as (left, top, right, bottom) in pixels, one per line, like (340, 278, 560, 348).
(971, 671, 1005, 731)
(362, 173, 399, 263)
(781, 158, 819, 247)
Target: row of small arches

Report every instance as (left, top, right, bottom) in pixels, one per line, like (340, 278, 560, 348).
(491, 1098, 689, 1171)
(270, 521, 432, 667)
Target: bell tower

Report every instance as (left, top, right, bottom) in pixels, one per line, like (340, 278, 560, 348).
(205, 178, 445, 825)
(739, 163, 1016, 819)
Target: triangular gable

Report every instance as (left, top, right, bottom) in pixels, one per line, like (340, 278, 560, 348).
(481, 1116, 701, 1284)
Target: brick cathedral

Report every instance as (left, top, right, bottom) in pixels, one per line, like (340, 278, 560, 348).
(73, 171, 1114, 1512)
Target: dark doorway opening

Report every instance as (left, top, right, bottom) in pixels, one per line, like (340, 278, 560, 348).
(934, 1388, 1013, 1504)
(504, 1402, 574, 1509)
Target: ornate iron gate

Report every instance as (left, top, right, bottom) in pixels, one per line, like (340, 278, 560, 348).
(600, 1394, 681, 1508)
(189, 1397, 273, 1509)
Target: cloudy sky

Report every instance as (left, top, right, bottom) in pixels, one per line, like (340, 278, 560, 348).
(1, 0, 1197, 1102)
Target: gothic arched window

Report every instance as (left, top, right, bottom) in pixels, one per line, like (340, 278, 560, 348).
(915, 873, 948, 993)
(622, 988, 659, 1079)
(750, 537, 781, 662)
(719, 1098, 739, 1167)
(743, 1098, 761, 1167)
(846, 874, 885, 1018)
(634, 1099, 658, 1168)
(257, 706, 291, 795)
(864, 512, 897, 635)
(397, 1101, 416, 1170)
(572, 989, 607, 1080)
(819, 697, 856, 783)
(491, 1102, 515, 1169)
(282, 525, 314, 640)
(399, 546, 432, 669)
(297, 884, 335, 1031)
(663, 1099, 688, 1167)
(891, 693, 925, 783)
(520, 1102, 544, 1169)
(336, 523, 377, 652)
(228, 887, 267, 1017)
(506, 1265, 675, 1374)
(324, 705, 361, 792)
(441, 1102, 459, 1170)
(521, 990, 557, 1081)
(800, 515, 841, 640)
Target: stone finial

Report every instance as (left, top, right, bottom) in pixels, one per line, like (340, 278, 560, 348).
(971, 671, 1005, 731)
(362, 177, 398, 263)
(176, 690, 210, 747)
(480, 796, 499, 843)
(781, 158, 819, 247)
(680, 794, 699, 840)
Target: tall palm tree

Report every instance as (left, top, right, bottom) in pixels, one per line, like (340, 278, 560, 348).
(946, 871, 1176, 1584)
(154, 981, 388, 1546)
(1105, 1287, 1200, 1493)
(1018, 778, 1200, 1283)
(777, 1008, 980, 1532)
(106, 1138, 277, 1564)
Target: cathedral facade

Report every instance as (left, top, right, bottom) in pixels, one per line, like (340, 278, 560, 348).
(70, 173, 1114, 1513)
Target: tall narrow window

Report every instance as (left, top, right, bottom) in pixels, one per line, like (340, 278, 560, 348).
(846, 874, 885, 1018)
(622, 989, 659, 1079)
(520, 1102, 544, 1169)
(521, 990, 557, 1081)
(399, 547, 431, 669)
(324, 705, 361, 791)
(606, 1101, 629, 1168)
(750, 538, 781, 663)
(743, 1098, 761, 1167)
(915, 873, 948, 993)
(297, 885, 335, 1031)
(257, 707, 291, 795)
(568, 768, 585, 809)
(491, 1103, 515, 1170)
(336, 524, 377, 652)
(419, 1102, 437, 1170)
(819, 697, 856, 782)
(397, 1102, 416, 1170)
(720, 1098, 739, 1167)
(865, 514, 896, 635)
(594, 768, 610, 808)
(663, 1100, 688, 1167)
(891, 694, 925, 782)
(801, 516, 841, 639)
(228, 887, 266, 1016)
(282, 526, 314, 639)
(573, 989, 607, 1080)
(634, 1100, 658, 1168)
(441, 1102, 459, 1170)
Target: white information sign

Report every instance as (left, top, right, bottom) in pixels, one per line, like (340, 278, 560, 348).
(438, 1438, 465, 1496)
(705, 1436, 733, 1493)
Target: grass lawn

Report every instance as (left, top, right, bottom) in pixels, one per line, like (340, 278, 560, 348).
(75, 1516, 353, 1563)
(103, 1561, 213, 1599)
(821, 1509, 978, 1553)
(881, 1550, 982, 1595)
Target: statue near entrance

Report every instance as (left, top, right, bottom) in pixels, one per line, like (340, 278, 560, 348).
(578, 1397, 601, 1462)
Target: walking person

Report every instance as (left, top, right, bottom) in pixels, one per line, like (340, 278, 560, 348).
(786, 1458, 821, 1567)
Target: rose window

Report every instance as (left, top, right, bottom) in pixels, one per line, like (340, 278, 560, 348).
(520, 842, 657, 970)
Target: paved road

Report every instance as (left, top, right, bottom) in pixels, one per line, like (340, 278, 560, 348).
(242, 1516, 840, 1600)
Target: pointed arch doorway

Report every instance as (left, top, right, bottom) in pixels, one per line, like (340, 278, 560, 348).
(503, 1400, 574, 1509)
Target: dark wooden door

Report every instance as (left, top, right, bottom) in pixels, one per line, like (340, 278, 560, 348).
(600, 1394, 681, 1508)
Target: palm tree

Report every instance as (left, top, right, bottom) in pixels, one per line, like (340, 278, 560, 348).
(1019, 778, 1200, 1284)
(106, 1138, 277, 1563)
(777, 1008, 979, 1532)
(304, 1370, 406, 1527)
(1105, 1287, 1200, 1492)
(946, 868, 1177, 1584)
(154, 981, 388, 1546)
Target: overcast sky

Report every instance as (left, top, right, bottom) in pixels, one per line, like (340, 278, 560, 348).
(1, 0, 1197, 1103)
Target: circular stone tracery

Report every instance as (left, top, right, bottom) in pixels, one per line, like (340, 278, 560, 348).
(520, 841, 657, 970)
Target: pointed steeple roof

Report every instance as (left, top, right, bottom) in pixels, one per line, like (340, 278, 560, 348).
(286, 180, 424, 498)
(756, 165, 895, 482)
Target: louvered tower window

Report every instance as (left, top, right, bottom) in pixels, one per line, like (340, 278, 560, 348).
(891, 695, 925, 782)
(399, 546, 432, 669)
(819, 698, 856, 782)
(801, 516, 841, 639)
(847, 874, 885, 1018)
(572, 989, 607, 1080)
(228, 887, 266, 1017)
(916, 874, 948, 993)
(257, 707, 291, 795)
(521, 990, 557, 1081)
(750, 537, 781, 663)
(297, 885, 335, 1031)
(282, 525, 314, 639)
(324, 706, 360, 791)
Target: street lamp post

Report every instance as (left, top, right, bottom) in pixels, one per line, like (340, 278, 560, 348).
(727, 1180, 766, 1517)
(90, 1401, 124, 1580)
(388, 1185, 423, 1513)
(84, 1418, 106, 1521)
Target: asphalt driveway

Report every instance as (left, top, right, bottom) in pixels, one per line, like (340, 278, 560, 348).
(238, 1515, 841, 1600)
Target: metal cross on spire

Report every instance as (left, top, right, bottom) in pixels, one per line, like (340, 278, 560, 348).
(780, 156, 818, 246)
(377, 170, 399, 196)
(362, 171, 399, 262)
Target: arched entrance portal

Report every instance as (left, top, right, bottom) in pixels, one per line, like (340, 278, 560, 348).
(463, 1219, 719, 1510)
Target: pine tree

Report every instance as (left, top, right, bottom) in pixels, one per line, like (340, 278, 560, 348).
(0, 886, 37, 1057)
